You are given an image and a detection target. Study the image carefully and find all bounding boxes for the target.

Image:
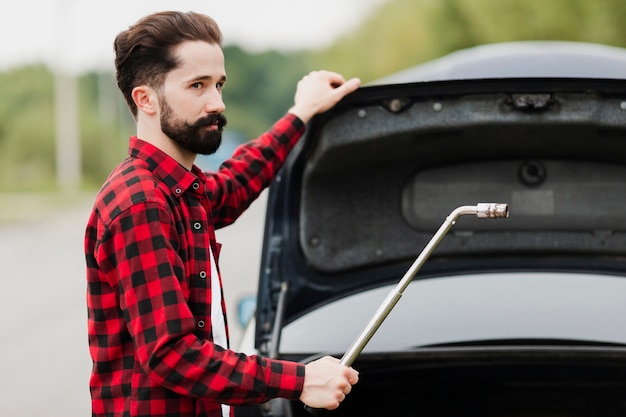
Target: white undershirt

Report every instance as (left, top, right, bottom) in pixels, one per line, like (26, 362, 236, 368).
(209, 245, 230, 417)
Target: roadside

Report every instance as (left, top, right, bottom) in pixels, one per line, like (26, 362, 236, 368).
(0, 190, 264, 416)
(0, 191, 95, 225)
(0, 191, 95, 417)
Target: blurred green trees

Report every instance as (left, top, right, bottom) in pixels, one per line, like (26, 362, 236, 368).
(318, 0, 626, 82)
(0, 47, 312, 191)
(221, 47, 312, 138)
(1, 0, 626, 191)
(0, 66, 56, 190)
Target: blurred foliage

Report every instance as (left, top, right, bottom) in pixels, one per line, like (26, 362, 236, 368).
(78, 72, 134, 189)
(317, 0, 626, 82)
(221, 46, 312, 137)
(0, 65, 56, 190)
(0, 47, 311, 191)
(1, 0, 626, 191)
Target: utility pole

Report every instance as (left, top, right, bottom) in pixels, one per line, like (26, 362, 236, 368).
(54, 71, 81, 191)
(54, 0, 81, 191)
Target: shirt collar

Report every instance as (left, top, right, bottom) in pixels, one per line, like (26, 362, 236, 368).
(128, 136, 205, 197)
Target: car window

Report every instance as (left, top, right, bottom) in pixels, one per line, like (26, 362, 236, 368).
(280, 272, 626, 354)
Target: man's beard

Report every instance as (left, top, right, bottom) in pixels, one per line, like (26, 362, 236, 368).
(160, 98, 228, 155)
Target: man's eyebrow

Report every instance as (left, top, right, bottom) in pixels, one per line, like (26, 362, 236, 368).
(188, 74, 228, 83)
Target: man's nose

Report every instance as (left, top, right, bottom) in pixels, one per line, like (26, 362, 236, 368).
(205, 89, 225, 114)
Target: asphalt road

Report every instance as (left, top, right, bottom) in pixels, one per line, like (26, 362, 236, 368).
(0, 192, 267, 416)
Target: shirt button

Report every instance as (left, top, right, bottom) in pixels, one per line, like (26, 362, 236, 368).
(175, 188, 182, 194)
(192, 182, 200, 190)
(193, 222, 202, 230)
(199, 271, 207, 279)
(197, 320, 205, 328)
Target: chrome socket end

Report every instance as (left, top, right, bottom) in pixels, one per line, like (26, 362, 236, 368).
(476, 203, 509, 219)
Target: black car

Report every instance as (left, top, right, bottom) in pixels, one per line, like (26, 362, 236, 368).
(237, 41, 626, 417)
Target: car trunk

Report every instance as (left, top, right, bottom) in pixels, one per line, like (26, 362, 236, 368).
(240, 346, 626, 417)
(318, 348, 626, 417)
(255, 78, 626, 343)
(248, 73, 626, 417)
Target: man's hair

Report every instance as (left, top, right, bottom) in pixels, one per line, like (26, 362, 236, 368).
(114, 11, 223, 117)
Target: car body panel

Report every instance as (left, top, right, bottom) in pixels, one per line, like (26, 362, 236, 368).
(372, 41, 626, 83)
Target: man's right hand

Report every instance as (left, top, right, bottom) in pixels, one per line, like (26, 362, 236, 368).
(288, 70, 361, 124)
(299, 356, 359, 410)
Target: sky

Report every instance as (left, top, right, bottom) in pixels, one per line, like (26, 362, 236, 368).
(0, 0, 387, 74)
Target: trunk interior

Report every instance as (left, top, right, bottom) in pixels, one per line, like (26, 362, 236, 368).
(285, 350, 626, 417)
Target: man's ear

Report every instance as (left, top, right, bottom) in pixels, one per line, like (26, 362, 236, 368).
(132, 85, 158, 116)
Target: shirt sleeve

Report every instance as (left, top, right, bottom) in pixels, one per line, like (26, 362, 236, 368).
(103, 201, 305, 404)
(206, 113, 305, 229)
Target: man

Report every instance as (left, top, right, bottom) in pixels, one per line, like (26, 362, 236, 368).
(85, 10, 360, 417)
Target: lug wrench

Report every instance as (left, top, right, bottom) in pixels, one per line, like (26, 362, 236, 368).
(305, 203, 509, 415)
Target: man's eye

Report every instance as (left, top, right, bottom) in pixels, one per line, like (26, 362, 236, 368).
(191, 82, 203, 89)
(216, 82, 224, 91)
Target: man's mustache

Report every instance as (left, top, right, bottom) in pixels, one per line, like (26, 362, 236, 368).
(190, 113, 228, 130)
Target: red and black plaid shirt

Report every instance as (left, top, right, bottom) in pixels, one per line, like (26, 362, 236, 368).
(85, 114, 306, 417)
